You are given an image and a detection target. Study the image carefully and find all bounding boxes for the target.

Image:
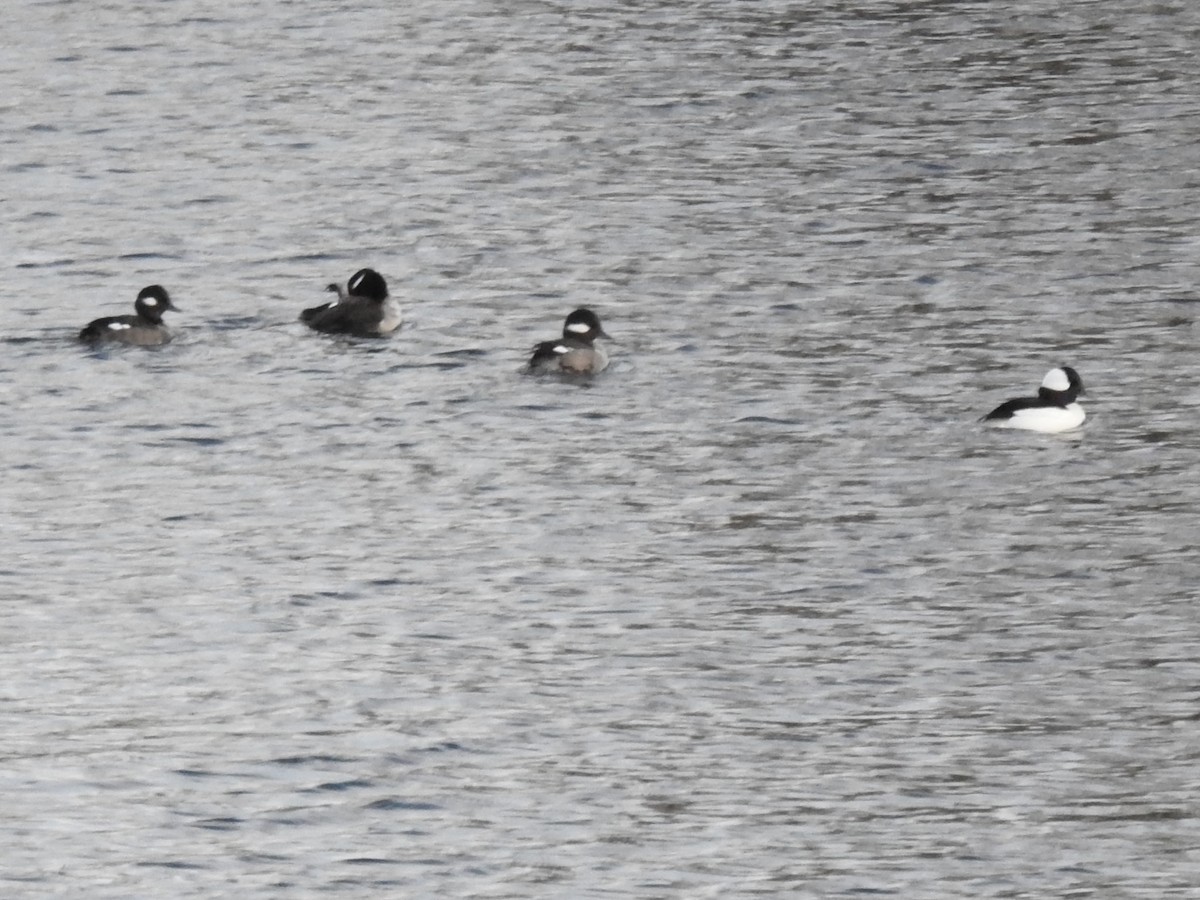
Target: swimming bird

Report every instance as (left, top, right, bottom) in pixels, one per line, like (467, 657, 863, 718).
(79, 285, 178, 346)
(301, 268, 401, 337)
(528, 308, 611, 375)
(982, 366, 1086, 433)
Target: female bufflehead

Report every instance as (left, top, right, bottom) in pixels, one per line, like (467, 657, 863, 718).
(301, 268, 401, 337)
(528, 308, 611, 374)
(79, 285, 178, 346)
(982, 366, 1086, 433)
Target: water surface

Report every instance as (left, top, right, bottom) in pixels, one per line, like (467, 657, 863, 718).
(3, 1, 1200, 896)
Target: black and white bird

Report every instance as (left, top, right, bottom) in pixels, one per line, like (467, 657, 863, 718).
(79, 285, 178, 346)
(301, 268, 401, 337)
(527, 308, 611, 375)
(982, 366, 1086, 433)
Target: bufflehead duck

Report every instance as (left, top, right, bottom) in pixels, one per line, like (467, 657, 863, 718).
(528, 308, 611, 374)
(982, 366, 1086, 433)
(301, 268, 401, 337)
(79, 285, 178, 346)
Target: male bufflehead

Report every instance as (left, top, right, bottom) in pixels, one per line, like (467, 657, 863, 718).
(301, 268, 401, 337)
(982, 366, 1086, 433)
(528, 308, 611, 374)
(79, 285, 178, 346)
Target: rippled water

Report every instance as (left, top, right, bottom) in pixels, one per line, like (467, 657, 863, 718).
(3, 1, 1200, 896)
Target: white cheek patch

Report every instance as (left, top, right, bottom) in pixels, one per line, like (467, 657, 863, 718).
(348, 273, 364, 293)
(565, 321, 591, 334)
(143, 296, 158, 307)
(108, 322, 132, 330)
(1042, 368, 1070, 391)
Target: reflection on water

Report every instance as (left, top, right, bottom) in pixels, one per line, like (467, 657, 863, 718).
(3, 1, 1200, 896)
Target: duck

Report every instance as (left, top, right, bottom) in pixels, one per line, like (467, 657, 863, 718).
(982, 366, 1086, 433)
(79, 285, 178, 346)
(301, 268, 401, 337)
(527, 308, 610, 374)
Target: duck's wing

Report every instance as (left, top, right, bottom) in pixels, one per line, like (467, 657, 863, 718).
(981, 396, 1042, 422)
(79, 314, 138, 342)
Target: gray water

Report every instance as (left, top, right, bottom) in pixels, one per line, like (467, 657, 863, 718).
(3, 1, 1200, 897)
